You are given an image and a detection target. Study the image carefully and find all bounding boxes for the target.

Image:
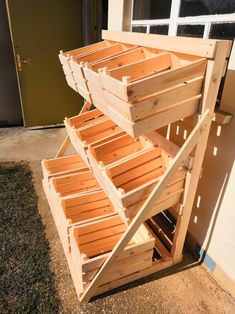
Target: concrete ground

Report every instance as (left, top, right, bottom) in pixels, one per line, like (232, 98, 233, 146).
(1, 126, 235, 314)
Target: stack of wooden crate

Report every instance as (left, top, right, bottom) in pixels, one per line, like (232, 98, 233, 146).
(42, 30, 231, 302)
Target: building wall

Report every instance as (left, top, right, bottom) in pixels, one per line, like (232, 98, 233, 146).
(108, 0, 235, 297)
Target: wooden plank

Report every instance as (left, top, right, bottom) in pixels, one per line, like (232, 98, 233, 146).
(113, 156, 163, 188)
(82, 238, 154, 273)
(99, 251, 153, 285)
(101, 76, 203, 122)
(73, 43, 124, 63)
(92, 96, 135, 136)
(94, 259, 176, 297)
(200, 40, 231, 114)
(126, 59, 207, 102)
(83, 249, 153, 284)
(107, 147, 161, 177)
(129, 77, 204, 121)
(66, 108, 103, 125)
(132, 95, 201, 137)
(102, 30, 217, 58)
(80, 101, 92, 114)
(109, 52, 171, 81)
(55, 136, 71, 158)
(91, 47, 146, 71)
(80, 109, 210, 302)
(61, 40, 115, 58)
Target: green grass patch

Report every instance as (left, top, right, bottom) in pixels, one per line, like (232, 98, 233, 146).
(0, 162, 60, 313)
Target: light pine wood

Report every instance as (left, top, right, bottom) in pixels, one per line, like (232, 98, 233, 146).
(102, 30, 217, 58)
(55, 136, 71, 158)
(55, 102, 92, 158)
(47, 32, 232, 302)
(80, 110, 210, 302)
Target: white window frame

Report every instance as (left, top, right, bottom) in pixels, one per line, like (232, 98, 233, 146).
(131, 0, 235, 38)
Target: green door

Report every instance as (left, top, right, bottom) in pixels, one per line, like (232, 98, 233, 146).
(6, 0, 83, 127)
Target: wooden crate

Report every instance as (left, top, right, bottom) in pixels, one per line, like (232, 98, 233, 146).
(59, 41, 134, 101)
(97, 146, 186, 220)
(89, 52, 206, 137)
(43, 174, 116, 252)
(41, 153, 88, 181)
(58, 40, 116, 69)
(65, 112, 125, 166)
(69, 213, 155, 295)
(86, 133, 152, 218)
(83, 47, 163, 89)
(64, 109, 107, 165)
(59, 41, 115, 99)
(69, 43, 134, 79)
(86, 132, 187, 220)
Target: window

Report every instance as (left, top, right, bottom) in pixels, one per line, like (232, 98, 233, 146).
(131, 0, 235, 38)
(131, 0, 235, 103)
(177, 24, 204, 38)
(209, 22, 235, 40)
(132, 26, 147, 33)
(150, 25, 169, 35)
(180, 0, 235, 17)
(133, 0, 172, 20)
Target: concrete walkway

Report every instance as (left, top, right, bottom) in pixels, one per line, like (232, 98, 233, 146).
(1, 127, 235, 314)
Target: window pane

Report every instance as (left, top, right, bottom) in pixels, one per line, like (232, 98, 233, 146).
(177, 25, 205, 38)
(210, 22, 235, 40)
(132, 26, 147, 33)
(180, 0, 235, 17)
(133, 0, 172, 20)
(150, 25, 169, 35)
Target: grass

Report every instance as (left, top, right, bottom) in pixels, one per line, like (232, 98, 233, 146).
(0, 162, 60, 313)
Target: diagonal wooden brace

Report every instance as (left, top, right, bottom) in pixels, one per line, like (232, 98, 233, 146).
(80, 109, 211, 303)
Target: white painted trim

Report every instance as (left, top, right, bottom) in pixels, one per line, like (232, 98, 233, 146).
(203, 22, 211, 39)
(168, 0, 181, 35)
(131, 2, 235, 37)
(132, 19, 170, 26)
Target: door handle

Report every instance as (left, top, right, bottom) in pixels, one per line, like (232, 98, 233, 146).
(16, 54, 30, 71)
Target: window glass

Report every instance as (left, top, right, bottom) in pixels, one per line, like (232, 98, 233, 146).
(209, 22, 235, 40)
(132, 26, 147, 33)
(133, 0, 172, 20)
(180, 0, 235, 17)
(177, 24, 205, 38)
(150, 25, 169, 35)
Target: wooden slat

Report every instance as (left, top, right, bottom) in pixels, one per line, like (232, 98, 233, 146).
(132, 95, 201, 136)
(102, 30, 217, 58)
(91, 47, 146, 71)
(129, 77, 204, 121)
(73, 43, 132, 64)
(107, 147, 161, 177)
(126, 59, 207, 101)
(109, 52, 171, 81)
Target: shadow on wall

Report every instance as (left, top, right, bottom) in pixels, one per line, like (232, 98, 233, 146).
(167, 65, 235, 268)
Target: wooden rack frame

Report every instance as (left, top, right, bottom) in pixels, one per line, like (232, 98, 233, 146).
(44, 31, 231, 303)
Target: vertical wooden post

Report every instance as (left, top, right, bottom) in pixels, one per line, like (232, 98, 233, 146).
(172, 40, 230, 259)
